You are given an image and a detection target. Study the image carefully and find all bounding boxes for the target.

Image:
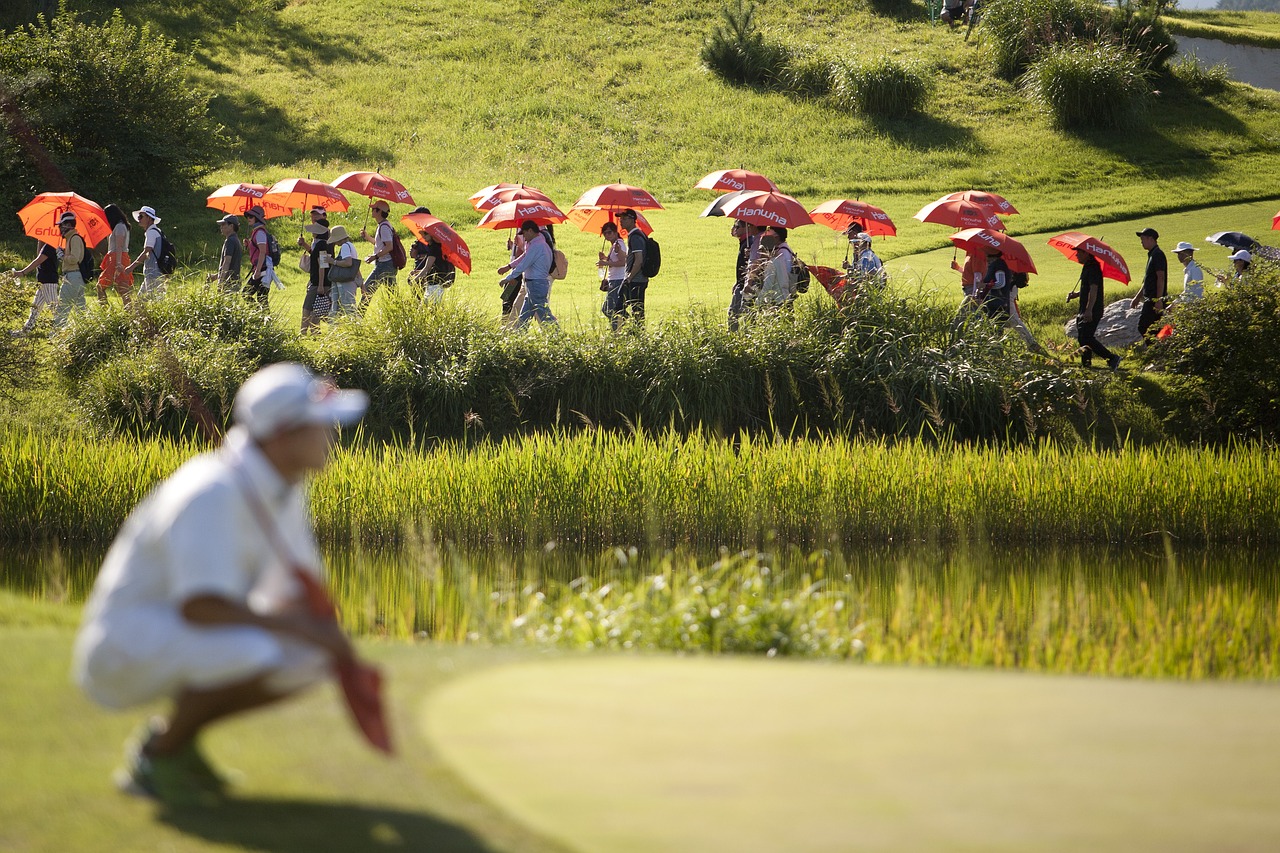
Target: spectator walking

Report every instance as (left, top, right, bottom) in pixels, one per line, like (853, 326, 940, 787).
(98, 204, 133, 306)
(243, 206, 272, 306)
(414, 231, 455, 305)
(1219, 249, 1252, 285)
(500, 229, 527, 325)
(1130, 227, 1167, 339)
(845, 232, 886, 296)
(498, 219, 556, 327)
(1069, 247, 1121, 370)
(72, 363, 368, 807)
(360, 199, 397, 304)
(755, 227, 795, 308)
(54, 212, 89, 327)
(325, 226, 360, 314)
(126, 206, 166, 300)
(599, 220, 629, 330)
(618, 209, 649, 328)
(1173, 241, 1204, 302)
(9, 239, 59, 334)
(1004, 270, 1047, 354)
(980, 248, 1011, 319)
(208, 215, 242, 293)
(300, 221, 330, 334)
(727, 219, 756, 331)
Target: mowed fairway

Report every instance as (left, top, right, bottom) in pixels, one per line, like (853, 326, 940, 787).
(424, 657, 1280, 853)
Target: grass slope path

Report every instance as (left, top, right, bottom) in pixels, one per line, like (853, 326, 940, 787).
(424, 657, 1280, 852)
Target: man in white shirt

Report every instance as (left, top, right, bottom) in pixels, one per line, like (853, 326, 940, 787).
(126, 205, 166, 299)
(73, 363, 368, 806)
(1173, 241, 1204, 301)
(361, 199, 397, 304)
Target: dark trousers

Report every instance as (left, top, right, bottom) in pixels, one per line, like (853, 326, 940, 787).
(1138, 301, 1163, 337)
(500, 278, 522, 316)
(622, 279, 647, 327)
(1077, 319, 1116, 364)
(243, 275, 269, 305)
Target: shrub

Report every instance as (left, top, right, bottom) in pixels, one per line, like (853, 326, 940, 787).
(1022, 42, 1150, 130)
(1169, 53, 1231, 96)
(830, 56, 930, 117)
(700, 0, 791, 89)
(1152, 262, 1280, 441)
(0, 5, 227, 212)
(0, 272, 40, 399)
(780, 52, 834, 98)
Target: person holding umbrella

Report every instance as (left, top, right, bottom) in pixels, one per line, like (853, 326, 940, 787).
(53, 212, 90, 327)
(244, 206, 273, 305)
(599, 221, 629, 330)
(1130, 227, 1167, 340)
(300, 220, 330, 334)
(1218, 250, 1252, 286)
(360, 199, 397, 304)
(1068, 247, 1121, 370)
(498, 220, 556, 327)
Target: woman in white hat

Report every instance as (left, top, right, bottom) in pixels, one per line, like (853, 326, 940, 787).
(325, 225, 360, 315)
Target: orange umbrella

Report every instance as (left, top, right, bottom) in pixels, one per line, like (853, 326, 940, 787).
(206, 183, 280, 217)
(568, 206, 653, 236)
(1272, 209, 1279, 231)
(714, 190, 813, 229)
(475, 186, 556, 212)
(17, 191, 110, 249)
(469, 182, 529, 208)
(477, 198, 568, 230)
(694, 169, 778, 194)
(401, 212, 472, 274)
(942, 190, 1019, 216)
(262, 178, 349, 215)
(809, 199, 897, 237)
(1047, 232, 1131, 284)
(914, 198, 1006, 232)
(572, 183, 662, 211)
(950, 229, 1037, 274)
(332, 171, 415, 206)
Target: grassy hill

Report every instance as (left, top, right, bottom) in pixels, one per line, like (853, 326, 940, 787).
(3, 0, 1279, 327)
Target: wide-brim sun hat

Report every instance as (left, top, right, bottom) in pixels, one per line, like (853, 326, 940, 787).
(233, 362, 368, 440)
(1229, 249, 1253, 263)
(1174, 241, 1197, 253)
(304, 223, 329, 235)
(328, 225, 350, 243)
(132, 205, 161, 224)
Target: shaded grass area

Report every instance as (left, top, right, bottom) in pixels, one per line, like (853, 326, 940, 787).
(0, 603, 571, 853)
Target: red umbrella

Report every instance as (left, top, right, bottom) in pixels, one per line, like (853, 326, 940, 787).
(571, 183, 663, 211)
(808, 199, 897, 237)
(262, 178, 350, 215)
(914, 198, 1006, 232)
(469, 183, 528, 208)
(292, 568, 392, 755)
(401, 212, 472, 274)
(205, 183, 292, 218)
(1047, 232, 1131, 284)
(476, 198, 568, 230)
(694, 169, 779, 194)
(1272, 209, 1279, 231)
(567, 206, 653, 236)
(714, 191, 813, 229)
(332, 171, 415, 206)
(942, 190, 1019, 216)
(949, 229, 1037, 274)
(17, 191, 111, 249)
(475, 186, 556, 212)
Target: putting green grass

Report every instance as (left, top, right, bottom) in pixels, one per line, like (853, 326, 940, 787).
(424, 657, 1280, 852)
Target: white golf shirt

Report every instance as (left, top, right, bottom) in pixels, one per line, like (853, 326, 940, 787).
(74, 427, 326, 708)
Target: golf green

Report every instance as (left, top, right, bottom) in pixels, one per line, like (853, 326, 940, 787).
(423, 657, 1280, 852)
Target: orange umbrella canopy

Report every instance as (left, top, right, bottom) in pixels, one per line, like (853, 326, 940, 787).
(572, 183, 662, 211)
(1272, 209, 1279, 231)
(568, 206, 653, 236)
(714, 191, 813, 229)
(808, 199, 897, 237)
(469, 182, 527, 207)
(1047, 232, 1131, 284)
(694, 169, 778, 194)
(942, 190, 1019, 216)
(400, 212, 473, 274)
(332, 171, 415, 206)
(262, 178, 350, 214)
(17, 191, 110, 249)
(475, 186, 556, 212)
(206, 183, 272, 216)
(476, 198, 568, 230)
(950, 229, 1037, 275)
(914, 198, 1006, 232)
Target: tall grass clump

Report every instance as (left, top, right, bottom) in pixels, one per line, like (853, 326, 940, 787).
(1168, 53, 1231, 96)
(1022, 42, 1150, 130)
(830, 56, 930, 117)
(700, 0, 791, 89)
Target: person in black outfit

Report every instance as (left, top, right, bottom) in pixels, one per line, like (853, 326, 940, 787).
(980, 249, 1010, 319)
(1069, 248, 1120, 370)
(1130, 227, 1167, 339)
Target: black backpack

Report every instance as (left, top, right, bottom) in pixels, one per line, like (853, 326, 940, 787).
(1009, 271, 1029, 289)
(790, 250, 810, 294)
(641, 234, 661, 278)
(75, 238, 99, 282)
(153, 227, 178, 275)
(265, 231, 282, 266)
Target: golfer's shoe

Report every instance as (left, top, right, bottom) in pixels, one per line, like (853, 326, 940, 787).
(113, 720, 227, 807)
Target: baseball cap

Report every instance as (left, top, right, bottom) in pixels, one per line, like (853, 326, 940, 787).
(369, 199, 390, 213)
(1229, 249, 1252, 263)
(58, 211, 77, 227)
(233, 363, 368, 440)
(217, 214, 240, 227)
(1136, 227, 1159, 239)
(1173, 241, 1196, 253)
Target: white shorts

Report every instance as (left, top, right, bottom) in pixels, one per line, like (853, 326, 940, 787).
(73, 606, 329, 709)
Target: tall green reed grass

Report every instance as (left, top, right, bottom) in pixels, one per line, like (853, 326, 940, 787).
(4, 427, 1278, 548)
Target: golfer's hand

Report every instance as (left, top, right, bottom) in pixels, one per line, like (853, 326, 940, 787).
(292, 614, 354, 663)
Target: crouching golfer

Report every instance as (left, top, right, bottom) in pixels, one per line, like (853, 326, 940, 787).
(73, 363, 368, 806)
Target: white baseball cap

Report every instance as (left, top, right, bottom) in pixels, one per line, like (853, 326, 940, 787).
(1229, 249, 1252, 263)
(233, 363, 367, 439)
(1173, 241, 1196, 253)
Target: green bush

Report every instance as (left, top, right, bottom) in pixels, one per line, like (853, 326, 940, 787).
(1169, 53, 1231, 96)
(1022, 42, 1150, 130)
(830, 56, 930, 117)
(699, 0, 791, 89)
(1152, 262, 1280, 441)
(0, 5, 227, 211)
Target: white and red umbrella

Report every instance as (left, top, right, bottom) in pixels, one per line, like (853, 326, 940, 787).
(950, 229, 1037, 275)
(915, 198, 1006, 232)
(571, 183, 662, 212)
(1048, 232, 1131, 284)
(262, 178, 350, 215)
(694, 169, 778, 194)
(332, 171, 415, 206)
(476, 198, 568, 230)
(16, 191, 110, 249)
(713, 191, 813, 230)
(469, 183, 529, 208)
(808, 199, 897, 237)
(942, 190, 1019, 217)
(206, 183, 273, 217)
(475, 186, 557, 212)
(401, 212, 472, 275)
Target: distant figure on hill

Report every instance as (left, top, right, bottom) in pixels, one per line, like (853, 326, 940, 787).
(99, 204, 133, 306)
(1130, 227, 1167, 340)
(1069, 247, 1121, 370)
(73, 363, 368, 807)
(1173, 241, 1203, 302)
